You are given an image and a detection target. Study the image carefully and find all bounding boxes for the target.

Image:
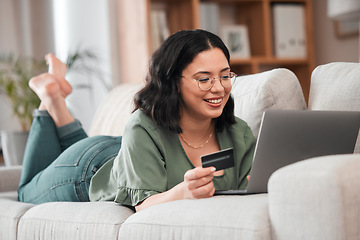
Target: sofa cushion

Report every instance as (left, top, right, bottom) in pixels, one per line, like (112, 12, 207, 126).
(119, 194, 270, 240)
(308, 62, 360, 111)
(88, 84, 143, 137)
(308, 62, 360, 153)
(17, 201, 134, 240)
(0, 198, 34, 240)
(231, 68, 306, 137)
(0, 190, 18, 200)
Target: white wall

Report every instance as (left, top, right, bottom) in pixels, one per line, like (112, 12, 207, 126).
(52, 0, 113, 132)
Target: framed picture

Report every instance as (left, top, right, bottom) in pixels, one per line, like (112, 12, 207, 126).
(334, 19, 359, 38)
(221, 25, 251, 59)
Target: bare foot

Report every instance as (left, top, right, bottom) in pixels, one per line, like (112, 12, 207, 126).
(29, 73, 62, 107)
(45, 53, 72, 97)
(28, 53, 75, 126)
(29, 73, 74, 126)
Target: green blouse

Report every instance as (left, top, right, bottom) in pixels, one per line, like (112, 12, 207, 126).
(89, 110, 256, 206)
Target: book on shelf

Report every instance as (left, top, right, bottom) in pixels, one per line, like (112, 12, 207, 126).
(272, 3, 307, 58)
(150, 9, 170, 52)
(199, 2, 220, 35)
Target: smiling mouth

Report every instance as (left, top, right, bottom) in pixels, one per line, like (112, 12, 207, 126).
(204, 98, 222, 104)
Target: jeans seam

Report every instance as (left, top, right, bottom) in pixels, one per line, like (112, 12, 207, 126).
(75, 181, 87, 202)
(54, 137, 114, 167)
(30, 179, 76, 203)
(77, 142, 120, 202)
(80, 141, 120, 181)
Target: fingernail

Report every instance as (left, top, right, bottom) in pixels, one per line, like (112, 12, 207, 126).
(211, 167, 216, 172)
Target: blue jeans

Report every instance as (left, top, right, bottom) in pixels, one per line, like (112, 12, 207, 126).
(18, 110, 121, 204)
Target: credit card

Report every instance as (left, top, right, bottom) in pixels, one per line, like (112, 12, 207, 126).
(201, 148, 235, 170)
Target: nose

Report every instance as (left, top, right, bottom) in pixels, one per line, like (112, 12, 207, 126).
(210, 77, 225, 91)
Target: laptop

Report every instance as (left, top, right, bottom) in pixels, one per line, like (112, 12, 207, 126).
(215, 109, 360, 195)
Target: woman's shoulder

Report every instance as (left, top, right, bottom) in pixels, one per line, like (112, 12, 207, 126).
(122, 109, 177, 157)
(227, 116, 256, 141)
(124, 109, 164, 139)
(232, 116, 252, 131)
(127, 109, 157, 129)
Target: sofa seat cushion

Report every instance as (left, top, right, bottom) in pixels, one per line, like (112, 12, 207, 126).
(0, 199, 34, 240)
(17, 201, 134, 240)
(0, 190, 18, 200)
(119, 194, 270, 240)
(231, 68, 306, 137)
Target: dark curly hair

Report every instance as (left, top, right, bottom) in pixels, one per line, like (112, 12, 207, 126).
(134, 29, 235, 133)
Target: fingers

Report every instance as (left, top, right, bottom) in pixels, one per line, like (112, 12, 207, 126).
(184, 167, 216, 199)
(184, 166, 215, 180)
(188, 181, 215, 199)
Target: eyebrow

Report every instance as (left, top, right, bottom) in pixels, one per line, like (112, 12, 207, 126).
(193, 67, 230, 76)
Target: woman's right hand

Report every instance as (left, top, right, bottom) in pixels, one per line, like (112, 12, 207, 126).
(135, 167, 216, 212)
(183, 167, 216, 199)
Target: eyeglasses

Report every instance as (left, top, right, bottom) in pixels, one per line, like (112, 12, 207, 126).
(182, 72, 237, 91)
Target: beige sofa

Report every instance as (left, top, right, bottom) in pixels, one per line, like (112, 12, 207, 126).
(1, 62, 359, 240)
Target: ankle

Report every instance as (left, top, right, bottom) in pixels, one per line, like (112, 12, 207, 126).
(47, 103, 75, 127)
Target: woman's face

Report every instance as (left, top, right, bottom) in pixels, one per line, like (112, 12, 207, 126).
(179, 47, 231, 122)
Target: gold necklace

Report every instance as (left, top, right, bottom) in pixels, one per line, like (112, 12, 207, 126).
(179, 132, 213, 149)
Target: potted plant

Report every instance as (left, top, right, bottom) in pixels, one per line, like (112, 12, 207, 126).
(0, 51, 103, 166)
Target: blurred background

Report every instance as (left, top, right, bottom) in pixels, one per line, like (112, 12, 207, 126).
(0, 0, 358, 133)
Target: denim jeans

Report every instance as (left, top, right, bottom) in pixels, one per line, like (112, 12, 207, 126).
(18, 110, 121, 204)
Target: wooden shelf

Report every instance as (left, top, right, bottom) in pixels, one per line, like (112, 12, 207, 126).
(147, 0, 315, 102)
(0, 151, 4, 166)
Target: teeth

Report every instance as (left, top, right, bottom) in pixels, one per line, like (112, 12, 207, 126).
(207, 98, 222, 104)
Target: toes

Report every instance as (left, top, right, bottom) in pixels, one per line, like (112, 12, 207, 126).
(45, 53, 72, 97)
(46, 53, 67, 78)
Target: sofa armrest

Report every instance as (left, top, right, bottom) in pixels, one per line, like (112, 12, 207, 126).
(268, 154, 360, 240)
(0, 166, 22, 192)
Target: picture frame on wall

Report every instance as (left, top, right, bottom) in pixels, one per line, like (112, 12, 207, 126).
(221, 25, 251, 59)
(334, 19, 359, 38)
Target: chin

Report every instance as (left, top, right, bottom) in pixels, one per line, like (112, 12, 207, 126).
(207, 109, 224, 119)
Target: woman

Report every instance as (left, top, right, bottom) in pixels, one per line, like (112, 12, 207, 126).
(18, 29, 256, 212)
